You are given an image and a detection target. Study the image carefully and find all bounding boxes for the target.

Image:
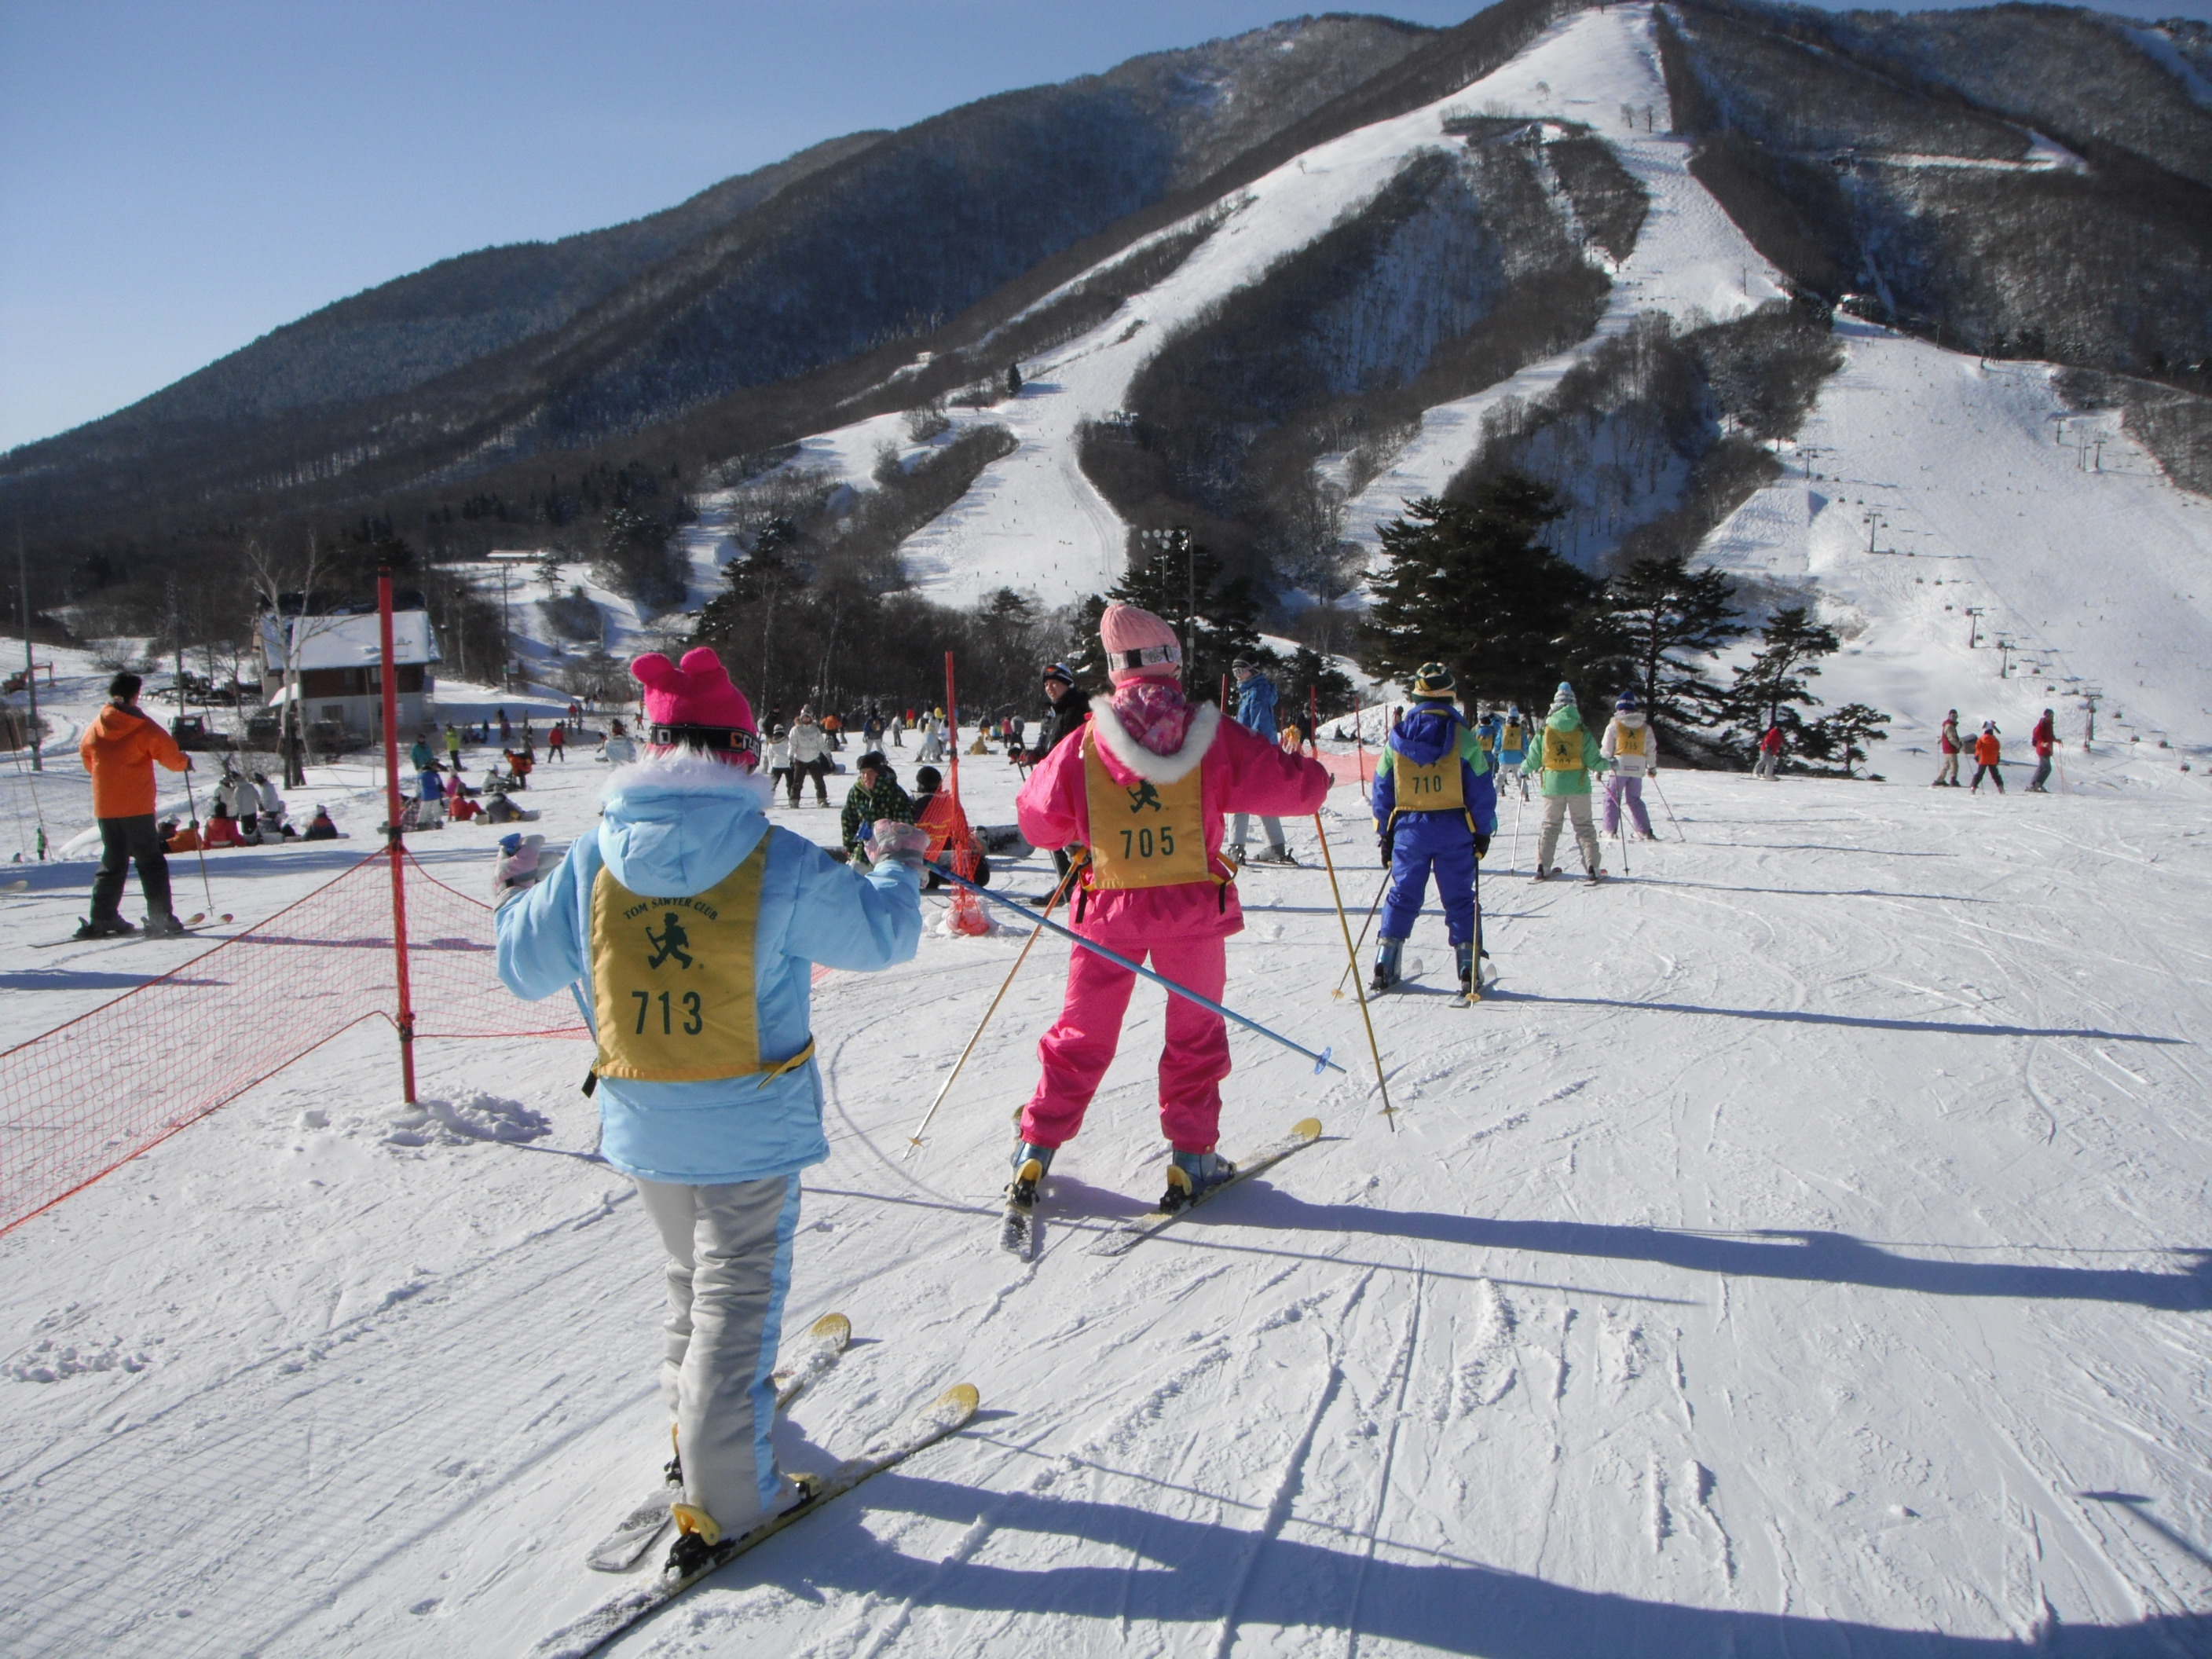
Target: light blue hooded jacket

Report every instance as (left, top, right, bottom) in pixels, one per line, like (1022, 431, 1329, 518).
(495, 750, 921, 1185)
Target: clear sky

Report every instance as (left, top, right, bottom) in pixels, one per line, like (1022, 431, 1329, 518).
(3, 0, 2206, 453)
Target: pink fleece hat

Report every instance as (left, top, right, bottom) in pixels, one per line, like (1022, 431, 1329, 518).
(629, 647, 759, 764)
(1099, 602, 1182, 685)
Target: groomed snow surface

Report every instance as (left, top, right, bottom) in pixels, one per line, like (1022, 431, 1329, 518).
(4, 701, 2210, 1655)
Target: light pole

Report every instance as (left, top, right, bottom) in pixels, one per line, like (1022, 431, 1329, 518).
(16, 522, 38, 772)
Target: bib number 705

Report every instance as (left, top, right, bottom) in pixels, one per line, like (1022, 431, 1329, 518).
(1119, 826, 1175, 859)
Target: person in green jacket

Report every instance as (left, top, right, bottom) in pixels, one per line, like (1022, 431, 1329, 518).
(1522, 682, 1609, 881)
(839, 751, 917, 864)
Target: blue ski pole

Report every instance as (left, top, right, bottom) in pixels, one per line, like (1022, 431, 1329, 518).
(937, 870, 1344, 1075)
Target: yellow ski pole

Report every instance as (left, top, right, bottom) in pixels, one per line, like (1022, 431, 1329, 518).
(901, 858, 1080, 1157)
(1313, 814, 1395, 1132)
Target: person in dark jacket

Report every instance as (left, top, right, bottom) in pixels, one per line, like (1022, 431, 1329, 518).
(838, 752, 917, 862)
(1024, 663, 1090, 893)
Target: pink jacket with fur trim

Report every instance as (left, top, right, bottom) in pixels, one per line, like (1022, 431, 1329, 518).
(1016, 694, 1330, 943)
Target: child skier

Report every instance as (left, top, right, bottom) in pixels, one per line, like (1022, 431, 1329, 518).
(1369, 664, 1496, 999)
(1524, 682, 1608, 881)
(1972, 721, 2005, 793)
(1007, 603, 1329, 1214)
(1599, 691, 1658, 839)
(1497, 704, 1531, 800)
(493, 646, 926, 1578)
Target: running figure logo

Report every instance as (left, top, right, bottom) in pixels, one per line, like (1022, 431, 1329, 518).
(646, 912, 694, 970)
(1126, 782, 1163, 815)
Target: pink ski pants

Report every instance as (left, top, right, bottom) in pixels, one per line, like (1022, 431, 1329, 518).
(1019, 932, 1229, 1155)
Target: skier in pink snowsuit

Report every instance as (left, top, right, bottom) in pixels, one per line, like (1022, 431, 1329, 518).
(1009, 603, 1330, 1211)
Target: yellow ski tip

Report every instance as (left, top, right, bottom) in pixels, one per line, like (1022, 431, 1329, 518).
(1293, 1118, 1323, 1141)
(937, 1382, 982, 1422)
(809, 1311, 851, 1344)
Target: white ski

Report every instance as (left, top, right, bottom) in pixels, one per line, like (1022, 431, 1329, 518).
(534, 1382, 980, 1659)
(1086, 1118, 1323, 1258)
(583, 1311, 851, 1573)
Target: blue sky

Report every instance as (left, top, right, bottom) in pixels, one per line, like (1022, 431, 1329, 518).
(2, 0, 2207, 452)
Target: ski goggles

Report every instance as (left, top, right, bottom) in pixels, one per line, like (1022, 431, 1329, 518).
(647, 723, 760, 760)
(1106, 643, 1180, 672)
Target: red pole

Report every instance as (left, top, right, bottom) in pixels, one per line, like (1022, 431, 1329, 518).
(378, 569, 417, 1104)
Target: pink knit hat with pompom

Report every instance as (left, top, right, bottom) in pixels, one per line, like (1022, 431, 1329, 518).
(630, 647, 759, 766)
(1099, 602, 1182, 686)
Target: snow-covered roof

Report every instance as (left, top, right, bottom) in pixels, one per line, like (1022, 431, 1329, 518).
(259, 610, 440, 672)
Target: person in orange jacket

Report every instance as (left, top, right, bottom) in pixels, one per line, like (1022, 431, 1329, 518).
(1971, 722, 2005, 793)
(76, 672, 192, 938)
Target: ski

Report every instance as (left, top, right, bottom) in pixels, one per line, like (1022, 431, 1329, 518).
(584, 1311, 851, 1572)
(31, 924, 228, 951)
(1086, 1118, 1324, 1258)
(534, 1382, 981, 1659)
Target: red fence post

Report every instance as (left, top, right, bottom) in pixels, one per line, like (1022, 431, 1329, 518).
(378, 568, 417, 1104)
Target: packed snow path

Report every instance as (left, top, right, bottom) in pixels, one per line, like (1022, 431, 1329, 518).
(2, 739, 2208, 1656)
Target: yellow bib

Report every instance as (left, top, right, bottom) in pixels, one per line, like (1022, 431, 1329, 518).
(1502, 722, 1523, 749)
(1542, 725, 1583, 771)
(1082, 729, 1207, 888)
(591, 847, 772, 1082)
(1615, 723, 1646, 756)
(1393, 750, 1465, 811)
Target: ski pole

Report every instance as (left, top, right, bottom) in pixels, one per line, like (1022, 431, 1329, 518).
(1330, 869, 1390, 1001)
(1313, 814, 1395, 1130)
(937, 870, 1344, 1075)
(179, 766, 228, 921)
(1650, 773, 1686, 841)
(902, 859, 1081, 1157)
(1509, 778, 1525, 871)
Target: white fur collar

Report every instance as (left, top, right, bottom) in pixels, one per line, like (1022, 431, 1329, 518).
(1086, 693, 1221, 786)
(602, 746, 773, 808)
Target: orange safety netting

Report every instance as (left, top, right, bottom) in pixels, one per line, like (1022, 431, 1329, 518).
(0, 848, 586, 1237)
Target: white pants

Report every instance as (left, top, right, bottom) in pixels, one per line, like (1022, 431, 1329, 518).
(1230, 812, 1284, 853)
(1537, 793, 1600, 874)
(1753, 752, 1780, 779)
(635, 1174, 801, 1534)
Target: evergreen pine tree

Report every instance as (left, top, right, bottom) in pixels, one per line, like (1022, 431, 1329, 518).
(1280, 646, 1355, 730)
(1591, 554, 1745, 734)
(1361, 475, 1591, 711)
(1809, 701, 1890, 777)
(1723, 605, 1840, 762)
(1006, 361, 1024, 397)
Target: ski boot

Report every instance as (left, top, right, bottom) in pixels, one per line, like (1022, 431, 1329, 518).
(141, 910, 187, 938)
(1006, 1141, 1055, 1208)
(1243, 844, 1297, 866)
(71, 915, 134, 940)
(664, 1476, 821, 1580)
(1370, 936, 1404, 993)
(1456, 941, 1478, 999)
(1531, 866, 1553, 882)
(1160, 1148, 1237, 1214)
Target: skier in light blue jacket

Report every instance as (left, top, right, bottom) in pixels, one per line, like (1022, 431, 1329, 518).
(494, 646, 925, 1579)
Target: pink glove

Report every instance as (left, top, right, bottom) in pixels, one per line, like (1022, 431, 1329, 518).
(867, 819, 930, 872)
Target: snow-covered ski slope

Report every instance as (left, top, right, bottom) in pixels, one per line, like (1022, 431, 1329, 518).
(1701, 323, 2212, 760)
(771, 1, 2208, 769)
(3, 709, 2210, 1655)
